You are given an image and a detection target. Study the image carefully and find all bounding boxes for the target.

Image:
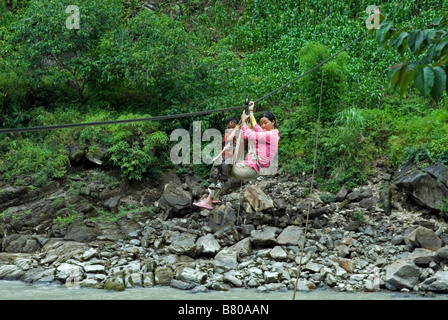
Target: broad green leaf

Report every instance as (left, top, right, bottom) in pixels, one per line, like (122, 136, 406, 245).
(435, 36, 448, 60)
(399, 68, 416, 97)
(376, 19, 393, 47)
(414, 65, 435, 97)
(408, 30, 424, 53)
(389, 63, 403, 89)
(390, 31, 408, 52)
(430, 66, 446, 101)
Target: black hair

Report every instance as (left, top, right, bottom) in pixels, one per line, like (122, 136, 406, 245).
(259, 111, 276, 127)
(226, 117, 239, 125)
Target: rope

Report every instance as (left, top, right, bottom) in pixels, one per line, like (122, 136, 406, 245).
(292, 0, 329, 300)
(0, 104, 248, 134)
(290, 2, 402, 299)
(0, 31, 369, 135)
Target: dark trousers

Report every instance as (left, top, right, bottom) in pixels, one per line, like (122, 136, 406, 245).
(209, 155, 232, 184)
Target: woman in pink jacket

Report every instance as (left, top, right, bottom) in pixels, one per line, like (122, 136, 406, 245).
(194, 101, 280, 210)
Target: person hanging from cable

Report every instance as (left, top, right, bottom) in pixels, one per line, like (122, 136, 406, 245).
(193, 116, 241, 210)
(208, 116, 240, 200)
(193, 101, 280, 210)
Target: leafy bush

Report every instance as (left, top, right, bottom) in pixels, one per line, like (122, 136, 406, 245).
(0, 138, 68, 187)
(351, 210, 366, 223)
(109, 131, 169, 181)
(298, 42, 348, 124)
(439, 199, 448, 220)
(388, 108, 448, 166)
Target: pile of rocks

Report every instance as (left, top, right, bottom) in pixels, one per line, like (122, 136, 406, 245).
(1, 164, 448, 295)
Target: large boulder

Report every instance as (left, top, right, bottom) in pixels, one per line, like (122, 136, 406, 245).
(251, 226, 280, 247)
(196, 234, 221, 256)
(276, 226, 304, 246)
(420, 271, 448, 293)
(156, 183, 193, 218)
(406, 226, 443, 252)
(385, 259, 421, 290)
(208, 205, 236, 232)
(244, 185, 274, 212)
(394, 163, 448, 212)
(167, 233, 197, 257)
(1, 234, 42, 253)
(63, 219, 101, 242)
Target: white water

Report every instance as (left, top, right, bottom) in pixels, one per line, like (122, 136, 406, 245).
(1, 280, 447, 300)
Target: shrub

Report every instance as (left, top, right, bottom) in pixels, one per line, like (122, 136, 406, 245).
(0, 138, 68, 187)
(109, 131, 169, 181)
(439, 199, 448, 221)
(298, 42, 348, 124)
(351, 210, 366, 223)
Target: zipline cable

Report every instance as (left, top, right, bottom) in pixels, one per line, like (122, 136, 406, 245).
(0, 30, 370, 135)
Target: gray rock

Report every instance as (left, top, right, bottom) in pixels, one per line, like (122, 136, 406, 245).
(227, 238, 252, 258)
(264, 271, 279, 283)
(168, 234, 197, 257)
(304, 261, 324, 273)
(269, 246, 288, 261)
(178, 267, 207, 285)
(126, 273, 143, 287)
(157, 183, 193, 217)
(437, 246, 448, 261)
(385, 259, 421, 290)
(359, 197, 377, 210)
(82, 248, 99, 261)
(391, 235, 405, 245)
(208, 205, 236, 232)
(244, 185, 274, 211)
(347, 191, 359, 202)
(83, 264, 106, 274)
(277, 226, 303, 246)
(379, 181, 392, 214)
(395, 163, 448, 212)
(0, 264, 26, 280)
(143, 273, 155, 287)
(251, 226, 280, 247)
(406, 226, 443, 251)
(214, 249, 239, 272)
(407, 248, 436, 266)
(22, 267, 55, 283)
(154, 266, 174, 285)
(420, 271, 448, 293)
(103, 196, 121, 209)
(55, 263, 83, 284)
(63, 220, 100, 242)
(223, 273, 243, 287)
(335, 186, 348, 202)
(2, 234, 41, 253)
(344, 221, 360, 231)
(170, 279, 195, 290)
(336, 244, 350, 257)
(196, 234, 221, 256)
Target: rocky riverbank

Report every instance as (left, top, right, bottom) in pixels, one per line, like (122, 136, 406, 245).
(1, 162, 448, 296)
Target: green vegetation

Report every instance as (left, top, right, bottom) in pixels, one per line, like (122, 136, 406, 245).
(0, 0, 447, 191)
(440, 198, 448, 220)
(351, 210, 366, 223)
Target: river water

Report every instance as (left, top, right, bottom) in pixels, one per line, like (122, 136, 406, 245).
(1, 280, 448, 300)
